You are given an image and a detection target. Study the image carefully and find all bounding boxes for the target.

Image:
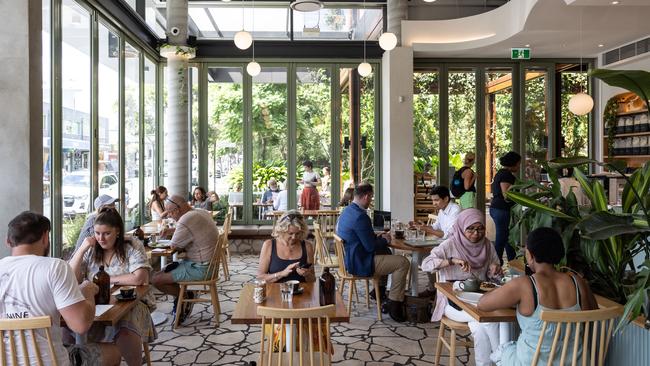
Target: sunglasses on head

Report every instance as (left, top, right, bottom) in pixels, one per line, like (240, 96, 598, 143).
(165, 198, 181, 210)
(281, 212, 302, 222)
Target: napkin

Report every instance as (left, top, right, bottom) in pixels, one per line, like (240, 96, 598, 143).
(95, 304, 113, 317)
(151, 248, 166, 253)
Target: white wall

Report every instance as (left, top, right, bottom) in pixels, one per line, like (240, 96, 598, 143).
(381, 47, 414, 221)
(0, 0, 42, 257)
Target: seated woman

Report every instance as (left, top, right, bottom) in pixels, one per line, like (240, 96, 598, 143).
(478, 227, 598, 366)
(421, 208, 502, 366)
(148, 186, 167, 221)
(69, 207, 157, 366)
(190, 186, 211, 210)
(257, 210, 315, 283)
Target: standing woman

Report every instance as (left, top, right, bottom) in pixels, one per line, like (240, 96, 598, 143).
(489, 151, 521, 265)
(459, 152, 477, 209)
(300, 160, 321, 210)
(148, 186, 167, 221)
(68, 207, 156, 366)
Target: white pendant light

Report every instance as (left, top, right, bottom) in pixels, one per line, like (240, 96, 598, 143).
(378, 32, 397, 51)
(423, 0, 437, 2)
(234, 31, 252, 50)
(358, 62, 372, 77)
(247, 61, 261, 76)
(569, 92, 594, 116)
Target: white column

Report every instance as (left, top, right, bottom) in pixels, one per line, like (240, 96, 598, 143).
(381, 47, 414, 222)
(0, 0, 42, 257)
(161, 0, 193, 197)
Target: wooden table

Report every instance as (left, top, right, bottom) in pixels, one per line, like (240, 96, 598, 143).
(390, 237, 441, 296)
(232, 282, 349, 324)
(147, 246, 178, 268)
(435, 282, 517, 323)
(125, 221, 162, 239)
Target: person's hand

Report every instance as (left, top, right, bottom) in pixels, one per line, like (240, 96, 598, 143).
(488, 263, 503, 278)
(160, 227, 175, 239)
(452, 258, 471, 272)
(296, 264, 312, 277)
(81, 236, 96, 251)
(79, 280, 98, 300)
(283, 262, 300, 277)
(380, 232, 391, 243)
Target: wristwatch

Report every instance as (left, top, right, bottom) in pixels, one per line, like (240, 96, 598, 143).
(448, 257, 454, 266)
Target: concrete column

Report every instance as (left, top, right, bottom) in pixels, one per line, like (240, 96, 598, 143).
(161, 0, 194, 197)
(0, 0, 42, 257)
(387, 0, 407, 46)
(381, 47, 413, 221)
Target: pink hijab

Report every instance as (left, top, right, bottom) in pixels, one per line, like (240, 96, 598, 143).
(449, 208, 490, 269)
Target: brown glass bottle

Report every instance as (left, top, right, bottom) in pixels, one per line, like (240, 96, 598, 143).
(93, 265, 111, 304)
(134, 226, 145, 241)
(319, 267, 336, 306)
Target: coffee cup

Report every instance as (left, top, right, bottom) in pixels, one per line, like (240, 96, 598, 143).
(459, 278, 480, 292)
(119, 286, 135, 298)
(286, 280, 300, 293)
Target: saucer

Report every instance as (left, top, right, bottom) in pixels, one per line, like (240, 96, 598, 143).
(115, 294, 136, 301)
(294, 287, 304, 295)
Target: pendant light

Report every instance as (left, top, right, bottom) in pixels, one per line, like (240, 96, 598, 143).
(569, 9, 593, 116)
(358, 0, 372, 77)
(247, 0, 260, 76)
(290, 0, 324, 12)
(378, 32, 397, 51)
(234, 0, 252, 50)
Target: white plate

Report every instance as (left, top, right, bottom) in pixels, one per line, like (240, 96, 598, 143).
(456, 291, 483, 305)
(156, 239, 171, 244)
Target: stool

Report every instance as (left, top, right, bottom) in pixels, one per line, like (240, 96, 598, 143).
(434, 316, 473, 366)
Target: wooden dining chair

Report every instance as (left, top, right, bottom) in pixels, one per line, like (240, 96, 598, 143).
(173, 232, 224, 328)
(426, 213, 437, 226)
(313, 222, 338, 270)
(257, 305, 335, 366)
(219, 209, 233, 281)
(316, 210, 340, 239)
(433, 272, 473, 366)
(0, 316, 58, 366)
(531, 305, 622, 366)
(333, 234, 382, 320)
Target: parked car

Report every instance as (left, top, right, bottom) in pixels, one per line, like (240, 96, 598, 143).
(62, 170, 122, 217)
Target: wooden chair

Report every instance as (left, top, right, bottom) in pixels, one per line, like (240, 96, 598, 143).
(531, 306, 621, 366)
(173, 232, 224, 328)
(257, 305, 335, 366)
(0, 316, 58, 366)
(426, 213, 437, 226)
(433, 317, 473, 366)
(313, 222, 338, 270)
(143, 342, 152, 366)
(315, 210, 339, 239)
(220, 209, 233, 280)
(332, 234, 382, 320)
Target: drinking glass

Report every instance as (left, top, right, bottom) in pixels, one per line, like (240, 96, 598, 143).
(280, 282, 294, 302)
(383, 219, 391, 231)
(150, 234, 158, 246)
(417, 229, 425, 241)
(406, 229, 417, 240)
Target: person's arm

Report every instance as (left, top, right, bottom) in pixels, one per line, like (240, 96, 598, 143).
(462, 168, 476, 190)
(296, 241, 316, 282)
(51, 262, 96, 334)
(573, 274, 598, 310)
(477, 276, 525, 312)
(355, 215, 388, 253)
(169, 222, 192, 250)
(68, 237, 94, 282)
(59, 281, 97, 334)
(257, 240, 301, 282)
(151, 200, 164, 216)
(110, 268, 149, 286)
(421, 242, 449, 272)
(501, 173, 516, 201)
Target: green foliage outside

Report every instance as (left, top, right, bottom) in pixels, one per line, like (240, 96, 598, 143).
(62, 215, 86, 253)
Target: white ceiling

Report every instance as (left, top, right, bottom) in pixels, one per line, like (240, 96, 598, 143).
(404, 0, 650, 58)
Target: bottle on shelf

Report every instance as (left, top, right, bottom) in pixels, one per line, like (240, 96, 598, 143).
(93, 265, 111, 304)
(319, 267, 336, 306)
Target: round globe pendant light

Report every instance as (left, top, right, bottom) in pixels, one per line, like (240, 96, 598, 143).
(234, 31, 252, 50)
(247, 61, 261, 77)
(358, 62, 372, 77)
(378, 32, 397, 51)
(568, 92, 594, 116)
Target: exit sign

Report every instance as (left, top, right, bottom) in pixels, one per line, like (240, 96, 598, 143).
(511, 48, 531, 60)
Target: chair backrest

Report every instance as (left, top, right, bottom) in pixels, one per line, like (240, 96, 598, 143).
(313, 222, 334, 266)
(332, 234, 351, 277)
(532, 306, 622, 366)
(0, 316, 58, 366)
(257, 305, 335, 366)
(316, 210, 340, 238)
(426, 213, 437, 226)
(223, 209, 233, 234)
(205, 231, 224, 281)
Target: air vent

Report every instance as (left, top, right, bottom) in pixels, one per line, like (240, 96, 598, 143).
(602, 36, 650, 65)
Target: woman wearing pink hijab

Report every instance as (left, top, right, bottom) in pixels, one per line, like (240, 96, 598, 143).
(421, 208, 503, 366)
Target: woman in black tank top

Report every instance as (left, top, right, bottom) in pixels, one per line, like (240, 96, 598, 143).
(257, 210, 316, 283)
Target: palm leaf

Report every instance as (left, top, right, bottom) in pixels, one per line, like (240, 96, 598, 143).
(573, 168, 595, 203)
(505, 191, 576, 220)
(547, 156, 595, 170)
(590, 69, 650, 110)
(578, 212, 649, 240)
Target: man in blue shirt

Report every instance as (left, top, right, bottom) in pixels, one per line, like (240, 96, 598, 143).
(336, 183, 409, 322)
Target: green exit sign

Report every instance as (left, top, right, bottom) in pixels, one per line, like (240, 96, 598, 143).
(511, 48, 531, 60)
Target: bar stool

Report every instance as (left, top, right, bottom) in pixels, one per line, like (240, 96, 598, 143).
(433, 316, 473, 366)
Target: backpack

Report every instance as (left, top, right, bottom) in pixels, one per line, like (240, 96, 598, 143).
(450, 167, 468, 198)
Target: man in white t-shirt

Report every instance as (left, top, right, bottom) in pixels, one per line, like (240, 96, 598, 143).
(1, 211, 119, 365)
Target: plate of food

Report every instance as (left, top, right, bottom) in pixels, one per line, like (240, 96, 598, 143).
(479, 282, 500, 292)
(151, 239, 171, 248)
(456, 291, 483, 305)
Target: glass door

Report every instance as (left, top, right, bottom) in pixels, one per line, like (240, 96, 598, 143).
(524, 67, 550, 182)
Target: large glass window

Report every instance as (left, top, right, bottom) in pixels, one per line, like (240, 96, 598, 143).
(485, 68, 513, 202)
(207, 66, 244, 222)
(252, 66, 288, 219)
(296, 67, 332, 208)
(124, 43, 140, 229)
(293, 7, 383, 40)
(448, 69, 477, 184)
(524, 68, 549, 181)
(43, 0, 51, 221)
(360, 73, 376, 186)
(560, 67, 589, 158)
(143, 58, 156, 222)
(61, 0, 91, 250)
(413, 70, 440, 183)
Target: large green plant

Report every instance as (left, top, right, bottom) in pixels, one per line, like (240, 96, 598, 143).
(506, 157, 650, 328)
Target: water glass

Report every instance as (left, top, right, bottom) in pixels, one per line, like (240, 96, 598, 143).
(416, 229, 426, 241)
(383, 219, 391, 231)
(280, 282, 294, 302)
(149, 234, 158, 245)
(406, 229, 417, 240)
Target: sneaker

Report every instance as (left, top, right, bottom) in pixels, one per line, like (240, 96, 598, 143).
(387, 300, 406, 323)
(369, 286, 387, 301)
(178, 291, 194, 324)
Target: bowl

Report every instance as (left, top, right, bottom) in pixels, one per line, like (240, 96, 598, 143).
(286, 280, 300, 292)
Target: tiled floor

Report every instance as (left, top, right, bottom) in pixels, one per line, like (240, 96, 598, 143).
(147, 254, 475, 365)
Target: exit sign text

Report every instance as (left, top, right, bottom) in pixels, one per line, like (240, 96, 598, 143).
(511, 48, 531, 60)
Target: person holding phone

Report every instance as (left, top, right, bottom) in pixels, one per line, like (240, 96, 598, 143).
(257, 210, 316, 283)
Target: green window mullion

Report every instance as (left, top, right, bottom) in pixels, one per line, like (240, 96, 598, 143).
(119, 38, 126, 218)
(330, 65, 341, 209)
(439, 65, 450, 185)
(138, 52, 145, 226)
(373, 62, 382, 210)
(546, 63, 557, 160)
(198, 64, 209, 189)
(156, 62, 164, 187)
(242, 63, 253, 224)
(287, 63, 297, 210)
(51, 0, 63, 257)
(90, 11, 99, 204)
(475, 67, 486, 212)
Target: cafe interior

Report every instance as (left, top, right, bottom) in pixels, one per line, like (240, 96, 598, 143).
(2, 0, 650, 365)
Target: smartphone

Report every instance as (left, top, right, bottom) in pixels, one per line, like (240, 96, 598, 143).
(300, 263, 313, 269)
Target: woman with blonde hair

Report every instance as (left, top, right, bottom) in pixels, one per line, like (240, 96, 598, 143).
(257, 210, 315, 283)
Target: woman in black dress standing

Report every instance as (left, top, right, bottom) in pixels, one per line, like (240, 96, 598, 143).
(489, 151, 521, 265)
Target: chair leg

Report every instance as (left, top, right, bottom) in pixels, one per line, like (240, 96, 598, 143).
(364, 280, 370, 309)
(434, 323, 445, 366)
(353, 282, 360, 303)
(338, 278, 346, 295)
(373, 279, 382, 321)
(173, 285, 186, 329)
(449, 328, 456, 366)
(209, 284, 221, 326)
(347, 280, 354, 315)
(142, 342, 152, 366)
(222, 248, 230, 281)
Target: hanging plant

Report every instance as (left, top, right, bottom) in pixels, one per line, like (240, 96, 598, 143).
(603, 98, 618, 158)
